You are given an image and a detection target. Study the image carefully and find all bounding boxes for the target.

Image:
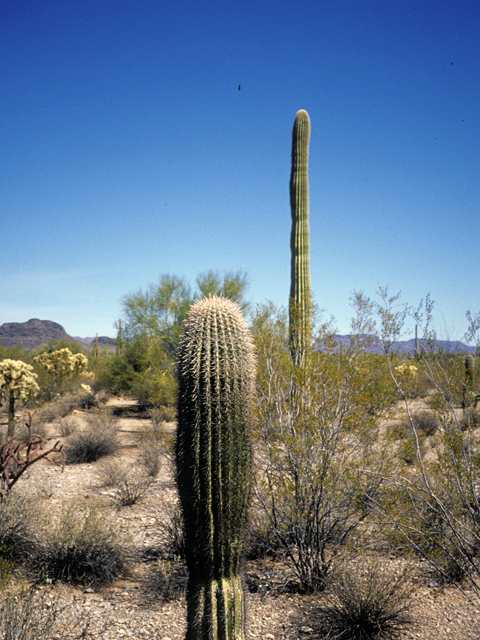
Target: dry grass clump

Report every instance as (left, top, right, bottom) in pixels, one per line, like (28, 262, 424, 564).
(143, 558, 187, 603)
(150, 405, 176, 425)
(0, 491, 38, 562)
(315, 557, 414, 640)
(137, 439, 162, 478)
(0, 588, 98, 640)
(32, 503, 127, 587)
(64, 409, 120, 464)
(96, 459, 154, 507)
(155, 499, 185, 560)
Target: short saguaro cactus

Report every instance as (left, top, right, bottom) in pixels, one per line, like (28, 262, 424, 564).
(175, 296, 255, 640)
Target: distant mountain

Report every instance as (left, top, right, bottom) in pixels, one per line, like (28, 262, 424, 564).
(329, 335, 477, 355)
(0, 319, 115, 351)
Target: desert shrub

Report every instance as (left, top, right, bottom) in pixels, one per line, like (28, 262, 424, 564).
(0, 588, 101, 639)
(13, 419, 51, 443)
(252, 301, 394, 592)
(64, 426, 120, 464)
(138, 439, 162, 478)
(368, 293, 480, 597)
(143, 558, 187, 602)
(151, 405, 176, 424)
(64, 410, 120, 464)
(96, 459, 153, 507)
(245, 508, 285, 560)
(36, 394, 84, 422)
(0, 492, 38, 562)
(57, 416, 77, 437)
(156, 499, 185, 559)
(316, 557, 413, 640)
(33, 504, 127, 586)
(397, 435, 428, 465)
(407, 409, 439, 437)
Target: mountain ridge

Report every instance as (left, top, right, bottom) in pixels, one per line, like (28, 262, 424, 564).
(0, 319, 115, 351)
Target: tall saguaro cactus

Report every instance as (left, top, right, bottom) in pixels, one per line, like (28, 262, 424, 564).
(463, 354, 475, 409)
(175, 296, 255, 640)
(289, 109, 312, 364)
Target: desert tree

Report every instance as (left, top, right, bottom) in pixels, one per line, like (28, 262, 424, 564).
(104, 270, 249, 406)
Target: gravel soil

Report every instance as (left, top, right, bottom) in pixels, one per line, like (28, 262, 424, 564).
(3, 399, 480, 640)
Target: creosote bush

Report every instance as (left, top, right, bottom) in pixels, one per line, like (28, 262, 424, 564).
(252, 300, 396, 592)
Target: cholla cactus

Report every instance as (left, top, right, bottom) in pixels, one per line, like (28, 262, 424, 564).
(175, 296, 255, 640)
(0, 360, 39, 437)
(394, 363, 418, 378)
(34, 348, 90, 376)
(34, 348, 94, 399)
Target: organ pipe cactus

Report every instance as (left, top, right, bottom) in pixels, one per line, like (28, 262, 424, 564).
(289, 109, 312, 364)
(175, 296, 255, 640)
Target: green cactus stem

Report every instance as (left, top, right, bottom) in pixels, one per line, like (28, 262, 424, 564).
(463, 354, 475, 409)
(175, 296, 255, 640)
(465, 354, 475, 385)
(289, 109, 312, 364)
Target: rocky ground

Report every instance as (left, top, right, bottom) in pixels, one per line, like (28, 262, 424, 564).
(3, 398, 480, 639)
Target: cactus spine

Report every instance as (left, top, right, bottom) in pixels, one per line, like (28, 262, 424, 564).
(175, 296, 255, 640)
(289, 109, 312, 364)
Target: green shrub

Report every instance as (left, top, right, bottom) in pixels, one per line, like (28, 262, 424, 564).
(252, 301, 393, 592)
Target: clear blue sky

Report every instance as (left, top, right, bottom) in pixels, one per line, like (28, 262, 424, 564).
(1, 0, 479, 341)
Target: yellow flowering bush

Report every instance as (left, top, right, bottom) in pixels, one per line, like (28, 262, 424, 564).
(0, 359, 39, 436)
